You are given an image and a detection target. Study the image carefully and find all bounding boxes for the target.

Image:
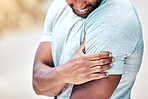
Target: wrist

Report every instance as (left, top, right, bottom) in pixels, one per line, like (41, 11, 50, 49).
(54, 65, 68, 84)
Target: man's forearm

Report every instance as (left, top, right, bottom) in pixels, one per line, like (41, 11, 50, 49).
(33, 62, 67, 97)
(33, 41, 114, 97)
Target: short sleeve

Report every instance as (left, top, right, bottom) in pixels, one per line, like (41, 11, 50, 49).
(84, 5, 140, 74)
(40, 0, 56, 42)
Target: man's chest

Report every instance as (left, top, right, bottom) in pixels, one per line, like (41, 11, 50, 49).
(51, 10, 86, 65)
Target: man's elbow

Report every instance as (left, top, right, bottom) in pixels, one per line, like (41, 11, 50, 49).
(33, 85, 41, 95)
(33, 88, 57, 97)
(32, 74, 58, 97)
(32, 76, 44, 96)
(33, 82, 58, 97)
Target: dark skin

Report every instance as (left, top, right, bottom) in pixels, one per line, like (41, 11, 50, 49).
(33, 40, 115, 97)
(70, 75, 121, 99)
(66, 0, 122, 98)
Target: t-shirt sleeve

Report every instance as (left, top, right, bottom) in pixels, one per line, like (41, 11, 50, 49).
(40, 0, 56, 42)
(84, 7, 140, 74)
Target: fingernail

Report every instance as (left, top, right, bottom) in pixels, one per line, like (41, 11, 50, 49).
(109, 53, 112, 57)
(112, 57, 115, 62)
(106, 72, 109, 76)
(110, 63, 113, 67)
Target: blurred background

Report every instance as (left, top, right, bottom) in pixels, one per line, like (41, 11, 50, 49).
(0, 0, 147, 99)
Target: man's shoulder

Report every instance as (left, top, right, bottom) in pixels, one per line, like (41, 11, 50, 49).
(88, 0, 135, 17)
(84, 0, 141, 37)
(85, 0, 139, 26)
(84, 0, 143, 50)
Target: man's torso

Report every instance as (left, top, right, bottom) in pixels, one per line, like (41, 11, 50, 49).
(43, 0, 144, 98)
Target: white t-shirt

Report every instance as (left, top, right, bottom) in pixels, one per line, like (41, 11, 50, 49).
(41, 0, 144, 98)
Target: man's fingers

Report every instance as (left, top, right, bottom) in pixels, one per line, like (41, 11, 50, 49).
(89, 63, 112, 73)
(89, 72, 109, 81)
(84, 52, 112, 61)
(89, 57, 114, 67)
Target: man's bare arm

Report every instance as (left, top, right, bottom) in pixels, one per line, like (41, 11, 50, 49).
(33, 41, 114, 97)
(70, 75, 121, 99)
(33, 42, 67, 97)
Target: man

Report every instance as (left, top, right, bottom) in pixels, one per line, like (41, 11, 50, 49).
(33, 0, 144, 99)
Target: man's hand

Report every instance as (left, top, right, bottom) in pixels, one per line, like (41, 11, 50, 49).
(56, 39, 114, 85)
(33, 39, 114, 97)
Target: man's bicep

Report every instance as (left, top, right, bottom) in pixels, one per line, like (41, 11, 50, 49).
(34, 42, 54, 67)
(70, 75, 121, 99)
(84, 20, 136, 74)
(84, 30, 127, 74)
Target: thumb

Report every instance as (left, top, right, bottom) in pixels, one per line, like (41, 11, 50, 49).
(78, 39, 85, 53)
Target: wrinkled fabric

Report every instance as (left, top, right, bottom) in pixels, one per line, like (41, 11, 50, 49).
(40, 0, 144, 98)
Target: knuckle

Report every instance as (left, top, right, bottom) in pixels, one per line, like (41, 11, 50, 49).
(100, 67, 104, 71)
(101, 59, 105, 64)
(97, 66, 102, 70)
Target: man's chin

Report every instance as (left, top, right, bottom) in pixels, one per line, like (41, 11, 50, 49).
(75, 14, 88, 18)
